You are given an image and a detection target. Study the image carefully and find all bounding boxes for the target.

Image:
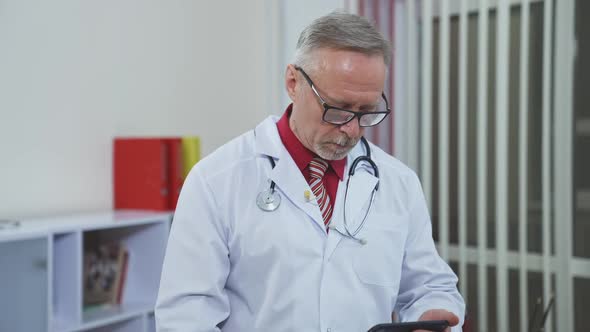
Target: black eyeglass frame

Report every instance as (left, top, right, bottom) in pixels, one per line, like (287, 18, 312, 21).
(294, 66, 391, 127)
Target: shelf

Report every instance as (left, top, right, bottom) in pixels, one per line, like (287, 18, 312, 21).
(1, 210, 171, 240)
(54, 303, 150, 332)
(0, 210, 170, 332)
(77, 303, 151, 331)
(52, 317, 77, 332)
(53, 232, 82, 329)
(84, 316, 145, 332)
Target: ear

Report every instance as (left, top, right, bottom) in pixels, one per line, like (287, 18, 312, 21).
(285, 64, 298, 102)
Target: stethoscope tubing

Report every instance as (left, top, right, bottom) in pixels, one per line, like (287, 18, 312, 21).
(257, 137, 379, 243)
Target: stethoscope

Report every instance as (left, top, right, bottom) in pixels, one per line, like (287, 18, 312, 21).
(256, 137, 379, 243)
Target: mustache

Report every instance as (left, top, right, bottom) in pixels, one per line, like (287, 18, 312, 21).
(330, 135, 359, 147)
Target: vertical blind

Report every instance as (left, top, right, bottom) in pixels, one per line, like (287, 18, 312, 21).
(355, 0, 582, 331)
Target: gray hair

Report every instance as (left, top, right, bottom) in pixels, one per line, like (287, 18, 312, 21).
(293, 11, 392, 71)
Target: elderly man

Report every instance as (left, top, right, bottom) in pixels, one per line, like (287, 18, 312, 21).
(156, 11, 465, 332)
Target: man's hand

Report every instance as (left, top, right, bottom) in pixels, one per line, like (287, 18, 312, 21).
(415, 309, 460, 332)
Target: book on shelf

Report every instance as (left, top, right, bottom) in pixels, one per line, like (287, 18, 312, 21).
(83, 242, 129, 308)
(115, 249, 129, 305)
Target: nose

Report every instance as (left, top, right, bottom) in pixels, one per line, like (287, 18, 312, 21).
(339, 118, 362, 138)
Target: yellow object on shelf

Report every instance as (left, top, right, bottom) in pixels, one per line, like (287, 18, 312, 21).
(181, 136, 201, 178)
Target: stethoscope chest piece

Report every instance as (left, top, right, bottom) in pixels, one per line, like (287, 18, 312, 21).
(256, 189, 281, 212)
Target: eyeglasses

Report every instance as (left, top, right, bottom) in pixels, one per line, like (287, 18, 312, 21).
(294, 66, 391, 127)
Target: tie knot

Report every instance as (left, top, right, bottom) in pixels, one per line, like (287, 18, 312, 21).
(309, 157, 328, 179)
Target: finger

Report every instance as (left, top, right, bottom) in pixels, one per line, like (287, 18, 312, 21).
(445, 313, 460, 326)
(428, 310, 459, 326)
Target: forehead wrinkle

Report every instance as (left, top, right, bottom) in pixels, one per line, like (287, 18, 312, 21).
(305, 49, 385, 107)
(312, 77, 383, 109)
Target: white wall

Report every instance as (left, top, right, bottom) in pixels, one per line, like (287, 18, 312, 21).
(0, 0, 274, 218)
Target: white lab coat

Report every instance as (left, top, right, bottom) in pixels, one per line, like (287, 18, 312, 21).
(156, 116, 465, 332)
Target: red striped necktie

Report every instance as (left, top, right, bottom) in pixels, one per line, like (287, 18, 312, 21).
(307, 157, 333, 227)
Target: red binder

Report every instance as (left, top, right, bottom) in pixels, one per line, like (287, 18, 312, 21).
(166, 138, 184, 211)
(113, 138, 169, 211)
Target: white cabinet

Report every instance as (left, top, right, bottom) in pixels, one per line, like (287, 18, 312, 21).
(0, 211, 171, 332)
(0, 237, 49, 332)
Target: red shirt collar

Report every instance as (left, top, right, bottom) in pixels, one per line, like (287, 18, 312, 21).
(276, 104, 346, 180)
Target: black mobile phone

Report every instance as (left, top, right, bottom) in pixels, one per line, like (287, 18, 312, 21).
(367, 319, 449, 332)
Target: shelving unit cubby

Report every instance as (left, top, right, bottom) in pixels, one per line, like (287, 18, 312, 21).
(0, 211, 172, 332)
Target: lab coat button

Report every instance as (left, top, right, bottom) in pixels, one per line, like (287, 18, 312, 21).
(327, 328, 332, 332)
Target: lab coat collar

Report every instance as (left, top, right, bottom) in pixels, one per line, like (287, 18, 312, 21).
(253, 116, 283, 159)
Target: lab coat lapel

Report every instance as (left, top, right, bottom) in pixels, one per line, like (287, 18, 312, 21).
(269, 156, 326, 231)
(254, 117, 326, 232)
(324, 146, 379, 261)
